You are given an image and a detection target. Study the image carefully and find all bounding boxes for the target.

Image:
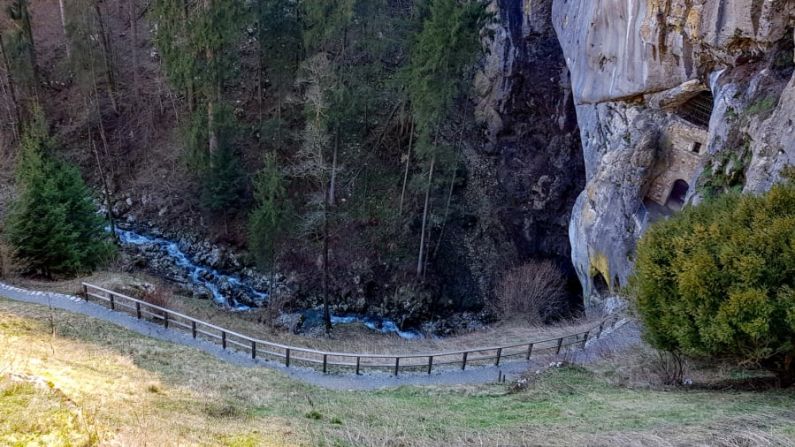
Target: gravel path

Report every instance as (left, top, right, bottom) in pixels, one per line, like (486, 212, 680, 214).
(0, 281, 638, 390)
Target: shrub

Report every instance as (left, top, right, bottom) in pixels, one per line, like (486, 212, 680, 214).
(631, 182, 795, 384)
(497, 261, 567, 325)
(139, 287, 171, 317)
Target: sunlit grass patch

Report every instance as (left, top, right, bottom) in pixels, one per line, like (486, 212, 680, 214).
(0, 377, 98, 447)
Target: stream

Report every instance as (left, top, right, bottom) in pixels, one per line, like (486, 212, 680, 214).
(115, 227, 422, 339)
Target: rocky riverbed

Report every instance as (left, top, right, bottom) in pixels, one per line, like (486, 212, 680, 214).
(114, 225, 432, 338)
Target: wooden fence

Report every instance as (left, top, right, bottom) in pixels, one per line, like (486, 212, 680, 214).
(82, 283, 623, 376)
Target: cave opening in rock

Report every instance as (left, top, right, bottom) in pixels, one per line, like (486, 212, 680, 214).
(592, 272, 609, 297)
(676, 91, 714, 127)
(666, 179, 690, 211)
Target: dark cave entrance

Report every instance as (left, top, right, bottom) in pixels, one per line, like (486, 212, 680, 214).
(592, 272, 609, 297)
(666, 179, 690, 211)
(676, 91, 714, 128)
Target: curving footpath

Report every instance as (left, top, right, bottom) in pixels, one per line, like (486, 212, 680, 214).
(0, 281, 636, 390)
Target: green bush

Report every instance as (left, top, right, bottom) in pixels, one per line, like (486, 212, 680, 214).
(631, 182, 795, 383)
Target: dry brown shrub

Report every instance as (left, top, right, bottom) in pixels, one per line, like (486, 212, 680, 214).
(497, 261, 567, 325)
(140, 287, 171, 313)
(262, 290, 291, 328)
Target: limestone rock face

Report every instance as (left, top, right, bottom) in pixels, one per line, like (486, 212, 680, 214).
(441, 0, 585, 311)
(553, 0, 795, 308)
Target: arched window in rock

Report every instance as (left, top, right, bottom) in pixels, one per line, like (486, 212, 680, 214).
(666, 179, 690, 211)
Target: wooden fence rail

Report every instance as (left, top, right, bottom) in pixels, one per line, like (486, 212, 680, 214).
(81, 283, 623, 376)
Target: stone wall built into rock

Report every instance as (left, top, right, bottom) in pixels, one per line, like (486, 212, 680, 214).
(553, 0, 795, 309)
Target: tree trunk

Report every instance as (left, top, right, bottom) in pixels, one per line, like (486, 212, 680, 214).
(0, 34, 22, 137)
(322, 183, 332, 334)
(398, 120, 414, 218)
(330, 127, 339, 206)
(182, 0, 195, 114)
(432, 166, 456, 259)
(58, 0, 71, 60)
(21, 3, 40, 101)
(93, 3, 118, 113)
(205, 0, 219, 156)
(88, 124, 117, 243)
(128, 0, 139, 98)
(417, 154, 435, 278)
(256, 0, 264, 126)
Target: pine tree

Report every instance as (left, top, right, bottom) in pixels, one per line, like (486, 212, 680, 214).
(406, 0, 488, 277)
(200, 139, 244, 232)
(248, 152, 290, 301)
(5, 112, 114, 278)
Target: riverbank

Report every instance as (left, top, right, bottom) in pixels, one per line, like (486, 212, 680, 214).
(4, 270, 600, 356)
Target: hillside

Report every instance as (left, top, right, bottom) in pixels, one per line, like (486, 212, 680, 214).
(0, 0, 590, 328)
(3, 297, 795, 446)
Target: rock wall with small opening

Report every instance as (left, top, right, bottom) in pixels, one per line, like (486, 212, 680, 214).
(553, 0, 795, 309)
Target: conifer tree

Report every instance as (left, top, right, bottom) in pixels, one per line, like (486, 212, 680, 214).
(5, 112, 114, 278)
(406, 0, 487, 277)
(200, 109, 245, 233)
(248, 152, 290, 299)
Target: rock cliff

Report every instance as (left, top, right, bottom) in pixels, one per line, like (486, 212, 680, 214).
(553, 0, 795, 308)
(444, 0, 583, 311)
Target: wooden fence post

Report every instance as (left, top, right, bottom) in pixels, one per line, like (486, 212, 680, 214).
(164, 312, 169, 329)
(556, 337, 563, 355)
(251, 341, 257, 359)
(135, 302, 141, 319)
(110, 294, 115, 310)
(355, 357, 361, 375)
(191, 321, 197, 338)
(427, 356, 433, 375)
(581, 330, 590, 350)
(285, 349, 291, 367)
(526, 343, 534, 360)
(221, 331, 227, 349)
(322, 354, 328, 373)
(394, 357, 400, 376)
(495, 348, 502, 366)
(82, 284, 88, 301)
(461, 352, 468, 370)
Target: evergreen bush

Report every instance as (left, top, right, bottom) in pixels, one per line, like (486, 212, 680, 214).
(632, 182, 795, 384)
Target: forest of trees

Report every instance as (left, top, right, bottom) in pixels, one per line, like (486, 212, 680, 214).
(0, 0, 492, 327)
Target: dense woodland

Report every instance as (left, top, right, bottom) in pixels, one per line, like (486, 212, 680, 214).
(0, 0, 515, 327)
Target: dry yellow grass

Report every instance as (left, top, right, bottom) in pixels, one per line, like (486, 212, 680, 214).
(2, 297, 795, 446)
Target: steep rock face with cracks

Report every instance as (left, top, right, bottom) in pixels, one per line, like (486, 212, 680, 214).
(445, 0, 584, 312)
(553, 0, 795, 308)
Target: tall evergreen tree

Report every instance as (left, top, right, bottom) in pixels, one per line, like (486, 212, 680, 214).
(406, 0, 488, 277)
(248, 152, 291, 301)
(5, 112, 114, 278)
(200, 106, 245, 232)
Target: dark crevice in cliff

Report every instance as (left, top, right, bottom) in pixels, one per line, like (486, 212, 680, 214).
(436, 0, 585, 317)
